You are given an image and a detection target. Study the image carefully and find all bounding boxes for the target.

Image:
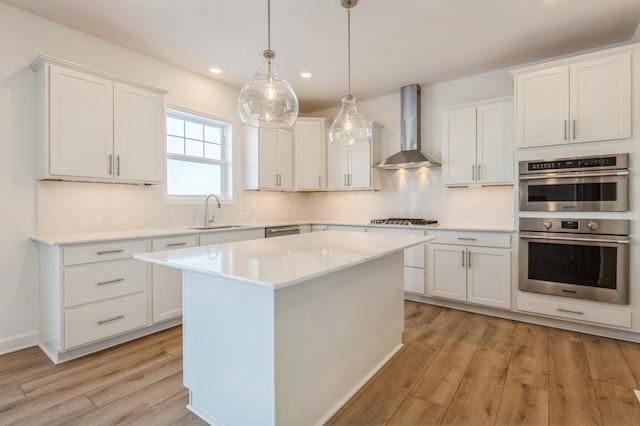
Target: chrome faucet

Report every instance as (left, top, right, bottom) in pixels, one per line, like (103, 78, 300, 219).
(204, 193, 221, 227)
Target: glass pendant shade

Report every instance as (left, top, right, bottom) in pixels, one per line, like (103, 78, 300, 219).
(329, 95, 371, 145)
(238, 49, 299, 128)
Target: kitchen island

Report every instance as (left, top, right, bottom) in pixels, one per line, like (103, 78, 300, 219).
(135, 230, 432, 425)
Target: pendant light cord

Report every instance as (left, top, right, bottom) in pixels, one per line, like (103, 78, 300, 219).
(267, 0, 271, 50)
(347, 7, 351, 96)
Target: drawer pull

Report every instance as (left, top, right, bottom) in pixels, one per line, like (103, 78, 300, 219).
(97, 315, 125, 325)
(166, 242, 187, 247)
(97, 278, 124, 286)
(96, 249, 124, 255)
(557, 308, 584, 315)
(457, 237, 477, 241)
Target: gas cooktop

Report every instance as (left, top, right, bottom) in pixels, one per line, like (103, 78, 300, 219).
(370, 218, 438, 226)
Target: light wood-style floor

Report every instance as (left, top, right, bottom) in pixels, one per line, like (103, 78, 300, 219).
(2, 301, 640, 425)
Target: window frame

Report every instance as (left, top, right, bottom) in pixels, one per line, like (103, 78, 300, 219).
(164, 107, 234, 201)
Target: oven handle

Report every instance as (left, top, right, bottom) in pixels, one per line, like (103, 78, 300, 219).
(518, 170, 629, 180)
(520, 235, 630, 244)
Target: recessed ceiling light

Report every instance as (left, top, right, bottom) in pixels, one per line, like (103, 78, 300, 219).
(300, 71, 313, 79)
(209, 67, 222, 74)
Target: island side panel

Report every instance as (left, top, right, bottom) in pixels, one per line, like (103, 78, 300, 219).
(274, 251, 404, 425)
(182, 270, 276, 425)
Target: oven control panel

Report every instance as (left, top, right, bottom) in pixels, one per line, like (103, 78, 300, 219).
(519, 153, 628, 175)
(519, 218, 629, 236)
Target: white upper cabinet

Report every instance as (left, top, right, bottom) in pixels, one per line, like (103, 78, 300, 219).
(32, 55, 167, 184)
(442, 97, 513, 186)
(294, 117, 326, 190)
(48, 66, 114, 180)
(327, 122, 382, 191)
(514, 51, 631, 148)
(258, 128, 293, 190)
(114, 83, 165, 182)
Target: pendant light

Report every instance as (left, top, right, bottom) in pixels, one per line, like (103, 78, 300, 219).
(329, 0, 371, 146)
(238, 0, 299, 128)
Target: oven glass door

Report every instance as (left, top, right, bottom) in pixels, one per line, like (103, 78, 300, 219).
(519, 173, 628, 211)
(527, 241, 617, 289)
(519, 233, 630, 304)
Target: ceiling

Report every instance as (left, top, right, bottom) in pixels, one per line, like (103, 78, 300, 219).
(4, 0, 640, 112)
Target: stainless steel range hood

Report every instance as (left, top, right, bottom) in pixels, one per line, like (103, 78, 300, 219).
(373, 84, 440, 169)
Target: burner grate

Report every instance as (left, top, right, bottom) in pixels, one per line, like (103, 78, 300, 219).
(370, 218, 438, 226)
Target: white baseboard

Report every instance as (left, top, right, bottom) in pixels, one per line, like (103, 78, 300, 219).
(0, 331, 38, 356)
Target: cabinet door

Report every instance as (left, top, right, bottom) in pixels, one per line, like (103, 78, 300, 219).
(295, 119, 325, 190)
(259, 128, 279, 189)
(277, 129, 294, 190)
(348, 143, 372, 189)
(49, 65, 113, 179)
(404, 267, 426, 295)
(569, 53, 631, 143)
(467, 247, 511, 309)
(515, 66, 569, 148)
(114, 83, 164, 183)
(442, 107, 477, 185)
(152, 236, 198, 323)
(327, 144, 349, 189)
(429, 244, 467, 302)
(477, 99, 514, 184)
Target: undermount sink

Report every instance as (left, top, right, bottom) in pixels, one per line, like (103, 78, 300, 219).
(189, 225, 244, 230)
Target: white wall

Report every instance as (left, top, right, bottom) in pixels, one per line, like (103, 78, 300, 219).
(0, 2, 307, 353)
(304, 69, 516, 226)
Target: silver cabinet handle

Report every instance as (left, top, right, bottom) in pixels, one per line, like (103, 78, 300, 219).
(318, 175, 321, 187)
(344, 174, 347, 187)
(96, 249, 124, 255)
(477, 164, 482, 181)
(572, 119, 576, 140)
(557, 308, 584, 315)
(97, 278, 124, 286)
(457, 237, 477, 241)
(116, 155, 121, 176)
(468, 250, 471, 268)
(97, 315, 124, 325)
(348, 174, 352, 186)
(166, 242, 187, 247)
(461, 249, 465, 267)
(472, 165, 476, 180)
(563, 120, 567, 141)
(108, 154, 113, 175)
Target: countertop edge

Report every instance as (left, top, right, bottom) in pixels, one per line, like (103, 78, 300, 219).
(33, 221, 514, 245)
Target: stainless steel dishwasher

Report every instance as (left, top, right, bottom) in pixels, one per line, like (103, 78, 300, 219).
(265, 225, 301, 238)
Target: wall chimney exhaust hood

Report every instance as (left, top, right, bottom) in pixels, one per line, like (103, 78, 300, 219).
(373, 84, 440, 169)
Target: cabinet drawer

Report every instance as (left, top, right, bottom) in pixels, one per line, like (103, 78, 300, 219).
(65, 292, 148, 349)
(404, 267, 425, 295)
(428, 230, 511, 248)
(64, 259, 147, 308)
(64, 240, 148, 266)
(152, 235, 198, 251)
(517, 294, 631, 329)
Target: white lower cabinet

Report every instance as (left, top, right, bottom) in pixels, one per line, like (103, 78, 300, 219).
(38, 239, 152, 363)
(517, 293, 632, 329)
(366, 226, 427, 295)
(199, 228, 265, 245)
(151, 235, 198, 323)
(428, 231, 511, 309)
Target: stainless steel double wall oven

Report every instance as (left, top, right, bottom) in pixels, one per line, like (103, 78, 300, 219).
(518, 153, 631, 304)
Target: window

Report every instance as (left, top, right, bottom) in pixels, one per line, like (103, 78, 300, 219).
(166, 108, 232, 199)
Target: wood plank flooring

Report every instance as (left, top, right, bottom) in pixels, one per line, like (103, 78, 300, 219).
(1, 301, 640, 425)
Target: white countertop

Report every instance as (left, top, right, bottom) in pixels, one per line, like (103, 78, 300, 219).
(32, 221, 513, 245)
(135, 231, 433, 289)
